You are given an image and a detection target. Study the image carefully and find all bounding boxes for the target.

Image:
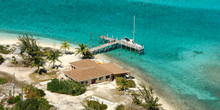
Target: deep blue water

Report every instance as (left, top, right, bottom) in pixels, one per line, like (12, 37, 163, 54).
(0, 0, 219, 109)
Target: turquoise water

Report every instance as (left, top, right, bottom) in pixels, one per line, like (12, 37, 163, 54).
(0, 0, 219, 109)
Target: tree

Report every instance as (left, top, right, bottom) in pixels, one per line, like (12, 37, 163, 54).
(75, 43, 93, 59)
(61, 41, 71, 54)
(30, 55, 44, 73)
(118, 78, 129, 91)
(18, 34, 45, 73)
(18, 33, 39, 56)
(116, 77, 136, 91)
(130, 85, 162, 110)
(46, 50, 61, 68)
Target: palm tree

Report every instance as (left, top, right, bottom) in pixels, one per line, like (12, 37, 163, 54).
(75, 43, 87, 55)
(118, 78, 129, 91)
(75, 43, 93, 59)
(46, 50, 61, 68)
(30, 55, 44, 73)
(61, 41, 71, 54)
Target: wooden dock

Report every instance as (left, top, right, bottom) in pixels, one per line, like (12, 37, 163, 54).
(90, 35, 144, 55)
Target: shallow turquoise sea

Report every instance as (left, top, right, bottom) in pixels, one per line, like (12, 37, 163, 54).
(0, 0, 219, 109)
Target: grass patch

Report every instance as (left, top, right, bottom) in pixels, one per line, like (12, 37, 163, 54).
(29, 71, 58, 83)
(0, 77, 8, 84)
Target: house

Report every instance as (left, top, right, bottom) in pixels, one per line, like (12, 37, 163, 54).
(64, 59, 128, 85)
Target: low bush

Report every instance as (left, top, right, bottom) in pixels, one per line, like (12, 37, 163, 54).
(47, 78, 86, 96)
(23, 84, 45, 99)
(0, 45, 11, 54)
(0, 77, 8, 84)
(14, 98, 53, 110)
(7, 95, 21, 104)
(116, 104, 125, 110)
(11, 56, 18, 64)
(0, 55, 5, 65)
(83, 100, 108, 110)
(127, 80, 136, 88)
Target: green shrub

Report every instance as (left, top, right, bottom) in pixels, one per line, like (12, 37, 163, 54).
(47, 78, 86, 96)
(23, 84, 46, 99)
(7, 95, 21, 104)
(0, 77, 8, 84)
(127, 80, 136, 88)
(14, 98, 53, 110)
(116, 104, 125, 110)
(83, 100, 108, 110)
(11, 56, 18, 64)
(0, 55, 5, 65)
(37, 89, 46, 97)
(0, 45, 11, 54)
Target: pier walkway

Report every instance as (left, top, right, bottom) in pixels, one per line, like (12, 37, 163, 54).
(90, 35, 144, 55)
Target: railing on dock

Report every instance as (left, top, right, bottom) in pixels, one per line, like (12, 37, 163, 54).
(90, 35, 144, 55)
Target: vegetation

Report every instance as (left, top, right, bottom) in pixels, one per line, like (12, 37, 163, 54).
(14, 98, 53, 110)
(0, 45, 11, 54)
(4, 84, 52, 110)
(0, 103, 4, 110)
(46, 50, 61, 68)
(115, 104, 125, 110)
(127, 80, 136, 88)
(30, 55, 45, 73)
(11, 56, 18, 65)
(21, 55, 30, 67)
(116, 77, 136, 91)
(61, 41, 71, 54)
(130, 85, 162, 110)
(82, 100, 108, 110)
(0, 55, 5, 65)
(41, 47, 53, 56)
(18, 34, 45, 73)
(47, 78, 86, 96)
(7, 94, 21, 104)
(23, 84, 45, 99)
(0, 77, 8, 84)
(75, 43, 93, 59)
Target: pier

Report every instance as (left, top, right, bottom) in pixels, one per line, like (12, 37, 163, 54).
(90, 35, 144, 55)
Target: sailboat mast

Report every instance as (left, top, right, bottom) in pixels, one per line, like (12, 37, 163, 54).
(133, 15, 135, 42)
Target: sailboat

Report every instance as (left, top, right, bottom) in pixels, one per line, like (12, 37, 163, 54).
(121, 16, 144, 48)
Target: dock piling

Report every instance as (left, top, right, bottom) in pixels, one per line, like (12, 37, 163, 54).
(98, 35, 100, 43)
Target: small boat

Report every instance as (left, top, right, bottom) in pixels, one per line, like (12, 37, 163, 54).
(120, 16, 144, 49)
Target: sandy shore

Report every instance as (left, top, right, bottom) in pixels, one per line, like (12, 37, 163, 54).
(0, 32, 174, 110)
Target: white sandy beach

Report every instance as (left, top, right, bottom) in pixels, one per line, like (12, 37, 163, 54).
(0, 32, 174, 110)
